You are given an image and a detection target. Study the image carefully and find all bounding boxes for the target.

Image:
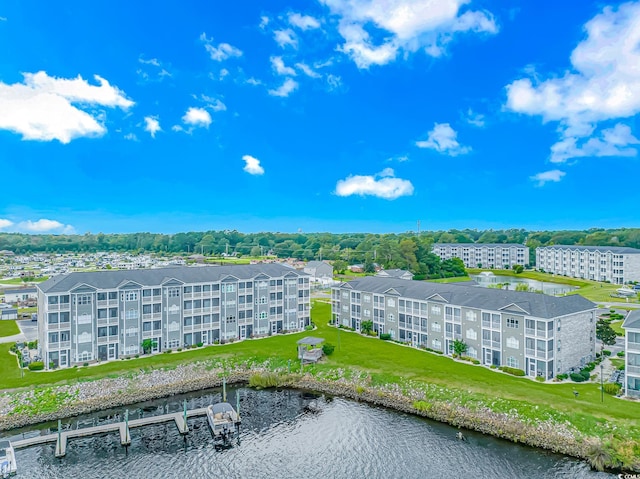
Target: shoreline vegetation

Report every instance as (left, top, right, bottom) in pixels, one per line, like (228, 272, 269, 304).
(1, 301, 639, 473)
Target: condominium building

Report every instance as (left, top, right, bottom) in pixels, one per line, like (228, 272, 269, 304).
(331, 277, 596, 379)
(623, 310, 640, 397)
(37, 264, 310, 369)
(536, 245, 640, 284)
(432, 243, 529, 269)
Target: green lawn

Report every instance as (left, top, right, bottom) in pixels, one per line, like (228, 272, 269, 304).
(1, 301, 639, 439)
(0, 276, 48, 285)
(0, 320, 20, 338)
(611, 320, 625, 337)
(18, 307, 37, 315)
(426, 276, 472, 284)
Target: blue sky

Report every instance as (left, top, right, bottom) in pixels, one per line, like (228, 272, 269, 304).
(1, 0, 639, 234)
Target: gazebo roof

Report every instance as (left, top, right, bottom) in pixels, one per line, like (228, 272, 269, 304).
(296, 336, 325, 346)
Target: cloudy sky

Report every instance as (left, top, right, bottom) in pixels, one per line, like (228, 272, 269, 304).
(1, 0, 639, 234)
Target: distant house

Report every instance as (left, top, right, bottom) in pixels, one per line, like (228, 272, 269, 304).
(4, 287, 38, 303)
(623, 310, 640, 398)
(348, 264, 364, 273)
(304, 261, 334, 280)
(376, 269, 414, 281)
(1, 308, 18, 320)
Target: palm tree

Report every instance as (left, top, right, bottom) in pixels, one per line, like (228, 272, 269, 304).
(360, 320, 373, 335)
(452, 339, 468, 356)
(141, 339, 158, 354)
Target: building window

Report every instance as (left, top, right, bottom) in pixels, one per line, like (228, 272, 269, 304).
(506, 318, 519, 329)
(387, 298, 395, 307)
(124, 292, 138, 302)
(388, 313, 395, 322)
(76, 294, 92, 305)
(259, 311, 268, 319)
(506, 337, 519, 349)
(467, 346, 478, 359)
(225, 284, 236, 293)
(432, 339, 442, 350)
(465, 310, 477, 322)
(431, 322, 441, 333)
(431, 305, 441, 315)
(506, 357, 519, 368)
(466, 328, 477, 340)
(168, 288, 180, 298)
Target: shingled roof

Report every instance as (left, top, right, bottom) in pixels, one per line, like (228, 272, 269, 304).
(337, 276, 595, 319)
(38, 263, 308, 294)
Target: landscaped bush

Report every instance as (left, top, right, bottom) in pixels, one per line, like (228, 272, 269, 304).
(83, 362, 89, 367)
(570, 372, 587, 382)
(134, 354, 139, 358)
(556, 373, 569, 380)
(28, 361, 44, 371)
(472, 359, 480, 364)
(535, 376, 545, 382)
(379, 333, 391, 341)
(27, 340, 38, 350)
(617, 351, 625, 357)
(490, 364, 497, 369)
(249, 372, 281, 389)
(196, 342, 204, 347)
(602, 350, 612, 356)
(304, 325, 313, 331)
(498, 366, 526, 376)
(163, 350, 171, 354)
(603, 383, 621, 395)
(322, 343, 335, 356)
(579, 369, 591, 381)
(177, 348, 182, 352)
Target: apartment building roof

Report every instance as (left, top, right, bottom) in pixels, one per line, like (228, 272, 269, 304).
(38, 263, 308, 294)
(623, 310, 640, 330)
(336, 276, 595, 319)
(537, 245, 640, 254)
(3, 287, 38, 294)
(434, 243, 527, 248)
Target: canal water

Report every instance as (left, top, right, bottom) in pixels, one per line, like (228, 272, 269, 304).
(470, 273, 577, 296)
(2, 388, 612, 479)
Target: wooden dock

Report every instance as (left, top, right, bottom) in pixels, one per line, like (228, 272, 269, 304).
(11, 407, 209, 457)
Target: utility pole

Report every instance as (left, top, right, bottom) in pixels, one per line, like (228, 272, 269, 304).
(417, 220, 421, 235)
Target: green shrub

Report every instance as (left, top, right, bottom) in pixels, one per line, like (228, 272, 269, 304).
(134, 354, 139, 358)
(379, 333, 391, 341)
(571, 372, 587, 382)
(196, 342, 204, 347)
(322, 343, 335, 356)
(249, 372, 281, 389)
(556, 373, 568, 380)
(28, 361, 44, 371)
(602, 350, 612, 357)
(177, 348, 182, 352)
(304, 325, 314, 331)
(49, 361, 56, 369)
(617, 351, 625, 357)
(603, 383, 621, 395)
(83, 362, 89, 367)
(472, 359, 480, 364)
(490, 364, 497, 369)
(498, 366, 526, 376)
(163, 350, 171, 354)
(580, 369, 591, 381)
(535, 376, 546, 382)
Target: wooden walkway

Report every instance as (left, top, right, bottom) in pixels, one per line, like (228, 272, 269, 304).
(11, 407, 209, 457)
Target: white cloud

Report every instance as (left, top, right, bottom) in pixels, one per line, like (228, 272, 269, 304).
(268, 78, 299, 97)
(464, 108, 485, 127)
(550, 124, 640, 163)
(144, 116, 161, 138)
(530, 169, 566, 187)
(0, 16, 6, 21)
(124, 132, 138, 141)
(259, 16, 270, 30)
(274, 29, 298, 49)
(199, 94, 227, 112)
(326, 74, 342, 90)
(246, 77, 263, 86)
(416, 123, 471, 155)
(0, 219, 14, 229)
(505, 3, 640, 163)
(288, 13, 321, 30)
(182, 107, 212, 128)
(137, 57, 171, 81)
(320, 0, 497, 68)
(295, 62, 321, 78)
(200, 32, 243, 61)
(0, 71, 133, 143)
(242, 154, 265, 175)
(18, 219, 74, 233)
(270, 56, 297, 76)
(335, 168, 414, 199)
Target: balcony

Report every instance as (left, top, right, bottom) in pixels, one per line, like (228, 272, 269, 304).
(628, 342, 640, 353)
(482, 339, 501, 349)
(627, 365, 640, 375)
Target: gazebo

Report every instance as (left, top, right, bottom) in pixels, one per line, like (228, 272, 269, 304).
(296, 337, 325, 363)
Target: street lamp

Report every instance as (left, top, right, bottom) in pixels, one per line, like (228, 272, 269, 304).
(600, 362, 604, 403)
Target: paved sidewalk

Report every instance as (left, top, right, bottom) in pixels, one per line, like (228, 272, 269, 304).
(0, 332, 26, 344)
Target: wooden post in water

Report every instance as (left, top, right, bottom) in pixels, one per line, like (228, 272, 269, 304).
(125, 409, 130, 444)
(223, 377, 227, 402)
(183, 399, 187, 430)
(236, 392, 240, 420)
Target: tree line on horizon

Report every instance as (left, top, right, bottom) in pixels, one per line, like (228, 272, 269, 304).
(0, 228, 639, 277)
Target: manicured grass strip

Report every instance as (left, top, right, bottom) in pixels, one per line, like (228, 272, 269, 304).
(0, 277, 48, 284)
(426, 276, 472, 283)
(0, 320, 20, 338)
(0, 344, 22, 382)
(610, 320, 625, 337)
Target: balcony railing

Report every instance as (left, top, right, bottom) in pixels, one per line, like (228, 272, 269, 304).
(627, 365, 640, 375)
(628, 342, 640, 352)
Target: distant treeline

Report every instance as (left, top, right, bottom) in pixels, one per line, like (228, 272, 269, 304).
(1, 228, 639, 276)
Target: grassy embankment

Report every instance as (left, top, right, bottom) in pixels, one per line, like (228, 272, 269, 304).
(466, 268, 639, 304)
(0, 277, 48, 285)
(0, 320, 20, 338)
(1, 301, 639, 445)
